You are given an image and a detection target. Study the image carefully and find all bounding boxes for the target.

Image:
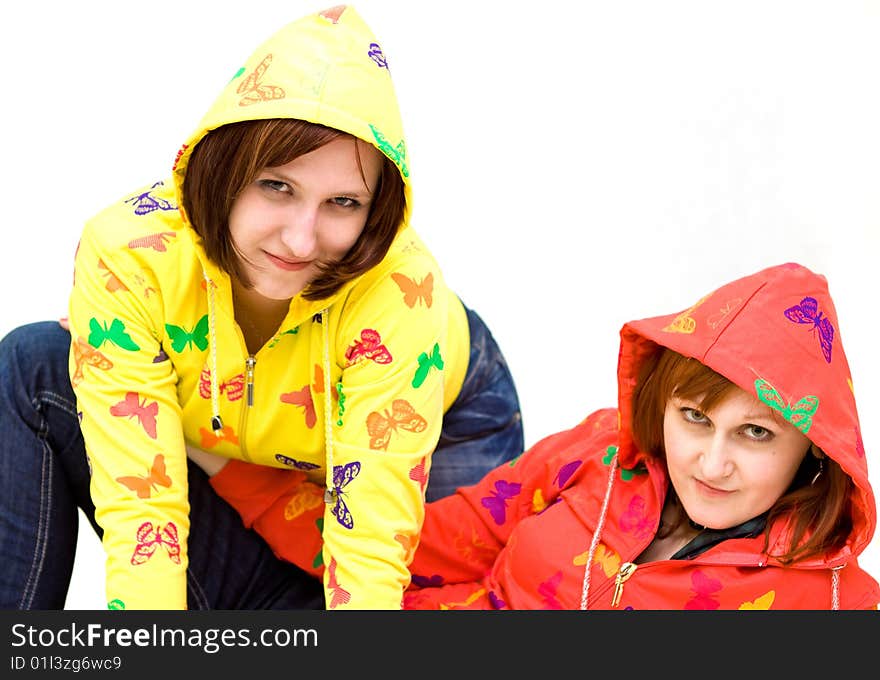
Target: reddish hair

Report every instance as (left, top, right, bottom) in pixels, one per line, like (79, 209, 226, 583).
(181, 118, 406, 300)
(630, 346, 853, 564)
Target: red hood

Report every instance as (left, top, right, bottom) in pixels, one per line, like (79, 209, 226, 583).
(615, 262, 875, 561)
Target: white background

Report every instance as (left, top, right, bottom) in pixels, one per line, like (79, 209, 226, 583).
(1, 0, 877, 609)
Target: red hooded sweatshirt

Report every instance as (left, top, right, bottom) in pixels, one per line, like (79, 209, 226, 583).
(210, 262, 879, 609)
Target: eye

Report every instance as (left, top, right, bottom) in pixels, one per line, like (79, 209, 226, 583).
(680, 407, 709, 425)
(329, 196, 361, 208)
(257, 179, 290, 194)
(743, 424, 774, 442)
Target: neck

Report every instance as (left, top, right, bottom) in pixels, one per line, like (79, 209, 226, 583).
(232, 280, 290, 353)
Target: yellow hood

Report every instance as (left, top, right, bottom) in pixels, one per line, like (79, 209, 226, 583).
(170, 4, 411, 224)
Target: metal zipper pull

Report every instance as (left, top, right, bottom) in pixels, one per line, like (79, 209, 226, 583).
(245, 355, 256, 406)
(611, 562, 637, 608)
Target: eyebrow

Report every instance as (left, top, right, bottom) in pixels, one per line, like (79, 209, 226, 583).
(261, 168, 375, 198)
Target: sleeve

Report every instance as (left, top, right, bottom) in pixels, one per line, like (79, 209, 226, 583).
(318, 252, 451, 609)
(68, 220, 189, 610)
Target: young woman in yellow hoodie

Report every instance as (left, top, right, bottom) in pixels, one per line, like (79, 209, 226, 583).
(0, 5, 522, 610)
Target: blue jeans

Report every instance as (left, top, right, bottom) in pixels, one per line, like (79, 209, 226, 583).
(0, 311, 521, 609)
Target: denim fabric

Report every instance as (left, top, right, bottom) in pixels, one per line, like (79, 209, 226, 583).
(0, 322, 324, 610)
(427, 304, 524, 502)
(0, 309, 523, 608)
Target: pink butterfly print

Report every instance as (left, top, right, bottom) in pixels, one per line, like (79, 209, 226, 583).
(618, 495, 654, 540)
(109, 392, 158, 439)
(345, 328, 393, 366)
(553, 460, 582, 488)
(130, 521, 181, 565)
(127, 231, 176, 252)
(280, 385, 316, 429)
(409, 456, 428, 492)
(537, 571, 564, 610)
(684, 570, 722, 610)
(783, 295, 835, 363)
(198, 368, 244, 401)
(480, 479, 522, 525)
(327, 557, 351, 609)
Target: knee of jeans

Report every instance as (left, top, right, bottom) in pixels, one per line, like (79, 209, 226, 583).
(0, 322, 72, 395)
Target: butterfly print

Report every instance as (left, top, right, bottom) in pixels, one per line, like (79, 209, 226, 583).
(171, 143, 188, 173)
(345, 328, 393, 365)
(275, 453, 320, 470)
(326, 557, 351, 609)
(280, 385, 317, 429)
(739, 590, 775, 610)
(237, 54, 286, 106)
(553, 460, 582, 488)
(409, 456, 428, 492)
(319, 5, 345, 22)
(411, 573, 444, 588)
(312, 517, 325, 569)
(130, 521, 181, 566)
(618, 495, 653, 540)
(198, 368, 244, 401)
(662, 294, 709, 334)
(88, 317, 140, 351)
(367, 42, 388, 68)
(282, 484, 324, 521)
(116, 453, 172, 499)
(532, 488, 548, 513)
(98, 259, 127, 292)
(267, 327, 298, 348)
(684, 570, 722, 610)
(784, 295, 835, 363)
(199, 424, 239, 449)
(109, 391, 159, 438)
(537, 571, 564, 609)
(412, 343, 443, 388)
(439, 587, 487, 610)
(326, 461, 360, 529)
(480, 479, 522, 525)
(124, 182, 176, 215)
(127, 231, 176, 252)
(312, 363, 339, 400)
(394, 533, 418, 563)
(107, 599, 125, 610)
(391, 271, 433, 308)
(488, 591, 506, 610)
(165, 315, 209, 352)
(369, 123, 409, 177)
(582, 543, 621, 578)
(754, 379, 819, 434)
(366, 399, 428, 451)
(152, 344, 169, 363)
(71, 336, 113, 387)
(707, 297, 742, 329)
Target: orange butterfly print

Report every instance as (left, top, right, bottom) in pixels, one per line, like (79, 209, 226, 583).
(453, 528, 497, 567)
(130, 521, 181, 565)
(739, 590, 775, 610)
(409, 456, 428, 492)
(71, 336, 113, 387)
(312, 364, 339, 400)
(366, 399, 428, 451)
(237, 54, 286, 106)
(98, 259, 127, 292)
(198, 368, 244, 402)
(283, 484, 324, 520)
(395, 533, 418, 563)
(109, 391, 159, 439)
(115, 453, 172, 499)
(319, 5, 346, 22)
(390, 271, 433, 308)
(662, 294, 710, 334)
(345, 328, 393, 366)
(127, 231, 176, 252)
(439, 587, 487, 610)
(326, 557, 351, 609)
(199, 424, 239, 449)
(573, 543, 621, 578)
(280, 385, 317, 429)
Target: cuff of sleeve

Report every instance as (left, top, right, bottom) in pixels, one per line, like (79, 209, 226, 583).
(210, 459, 307, 528)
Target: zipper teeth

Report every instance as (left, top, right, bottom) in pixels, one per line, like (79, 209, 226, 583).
(237, 354, 256, 462)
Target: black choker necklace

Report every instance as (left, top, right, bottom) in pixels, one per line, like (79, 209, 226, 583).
(688, 518, 707, 531)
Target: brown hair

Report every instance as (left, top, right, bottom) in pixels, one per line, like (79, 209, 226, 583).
(181, 118, 406, 300)
(630, 346, 853, 565)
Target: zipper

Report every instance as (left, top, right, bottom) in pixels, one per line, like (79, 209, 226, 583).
(245, 355, 256, 406)
(237, 354, 256, 462)
(611, 562, 637, 607)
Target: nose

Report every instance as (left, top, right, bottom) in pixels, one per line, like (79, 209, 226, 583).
(280, 205, 318, 258)
(699, 435, 734, 481)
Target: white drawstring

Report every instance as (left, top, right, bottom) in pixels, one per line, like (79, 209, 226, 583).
(580, 453, 619, 610)
(203, 268, 222, 432)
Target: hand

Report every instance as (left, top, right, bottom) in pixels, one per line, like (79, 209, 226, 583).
(59, 316, 70, 331)
(185, 443, 230, 477)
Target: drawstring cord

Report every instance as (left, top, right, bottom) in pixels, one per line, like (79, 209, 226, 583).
(580, 454, 619, 610)
(203, 268, 223, 432)
(319, 308, 335, 501)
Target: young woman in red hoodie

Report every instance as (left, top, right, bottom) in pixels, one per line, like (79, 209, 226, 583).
(190, 262, 879, 609)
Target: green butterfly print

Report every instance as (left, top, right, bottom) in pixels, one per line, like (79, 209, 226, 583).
(165, 314, 209, 353)
(88, 318, 140, 351)
(267, 327, 299, 348)
(412, 343, 444, 388)
(754, 379, 819, 433)
(601, 445, 645, 481)
(312, 517, 325, 569)
(369, 123, 409, 177)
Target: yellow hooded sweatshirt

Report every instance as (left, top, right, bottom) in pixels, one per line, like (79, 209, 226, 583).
(68, 5, 468, 610)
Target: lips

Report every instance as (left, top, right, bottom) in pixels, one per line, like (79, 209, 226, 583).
(266, 252, 311, 271)
(694, 479, 733, 497)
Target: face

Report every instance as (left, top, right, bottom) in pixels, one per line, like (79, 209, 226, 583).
(228, 136, 384, 301)
(663, 385, 812, 530)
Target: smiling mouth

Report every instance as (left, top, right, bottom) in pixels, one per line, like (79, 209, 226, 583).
(266, 252, 311, 271)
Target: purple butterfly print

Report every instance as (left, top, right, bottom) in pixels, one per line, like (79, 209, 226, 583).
(480, 479, 522, 525)
(411, 574, 444, 588)
(367, 42, 388, 69)
(488, 591, 507, 609)
(325, 461, 360, 529)
(124, 182, 176, 216)
(553, 460, 582, 488)
(784, 296, 834, 363)
(275, 453, 320, 470)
